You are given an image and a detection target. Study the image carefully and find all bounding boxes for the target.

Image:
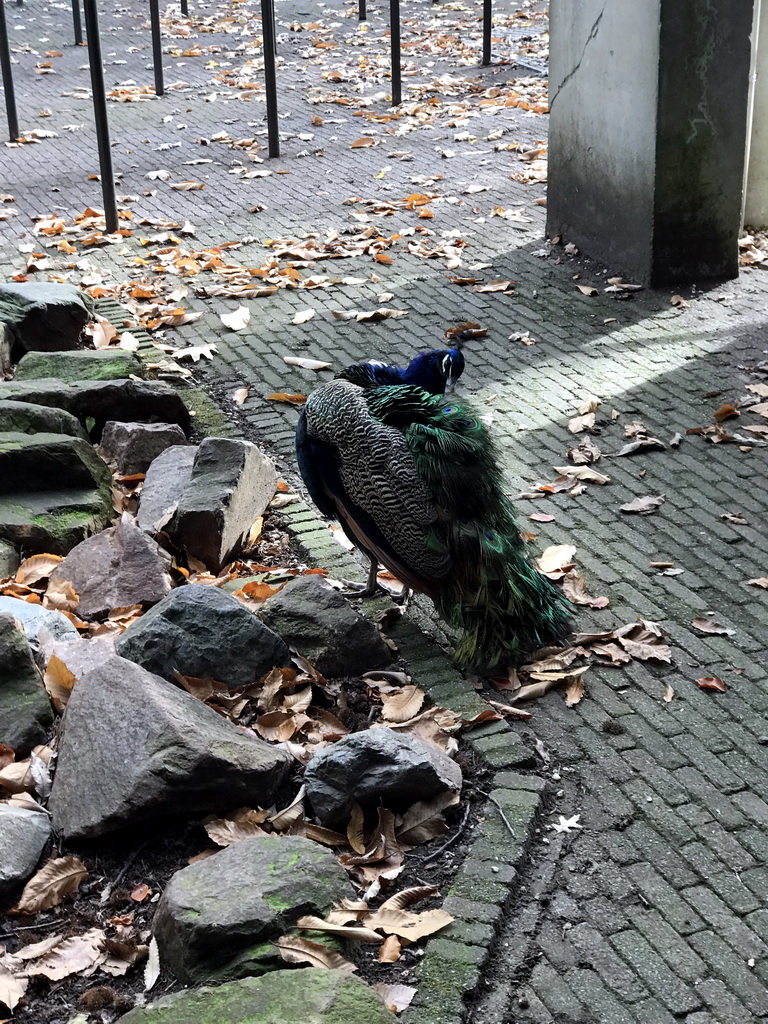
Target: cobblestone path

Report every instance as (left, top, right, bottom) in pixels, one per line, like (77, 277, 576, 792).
(3, 0, 768, 1020)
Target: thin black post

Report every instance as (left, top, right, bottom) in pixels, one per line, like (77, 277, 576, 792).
(149, 0, 164, 96)
(260, 0, 279, 157)
(0, 0, 19, 141)
(82, 0, 118, 232)
(180, 0, 188, 15)
(389, 0, 401, 105)
(359, 0, 366, 21)
(72, 0, 83, 46)
(482, 0, 491, 65)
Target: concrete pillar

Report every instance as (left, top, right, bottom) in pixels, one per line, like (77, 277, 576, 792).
(745, 0, 768, 227)
(547, 0, 755, 286)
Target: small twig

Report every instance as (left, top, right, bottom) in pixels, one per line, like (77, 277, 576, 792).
(423, 801, 472, 865)
(475, 788, 518, 839)
(98, 839, 150, 905)
(0, 919, 63, 939)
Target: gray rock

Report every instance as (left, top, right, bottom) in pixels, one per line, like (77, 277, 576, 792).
(117, 969, 398, 1024)
(50, 516, 172, 618)
(0, 431, 114, 554)
(153, 836, 353, 983)
(137, 445, 197, 534)
(0, 282, 93, 353)
(0, 399, 87, 438)
(116, 584, 290, 689)
(260, 575, 392, 677)
(0, 539, 19, 578)
(304, 727, 463, 827)
(171, 438, 277, 572)
(49, 656, 291, 839)
(0, 806, 51, 897)
(0, 614, 53, 756)
(0, 378, 190, 440)
(15, 348, 146, 383)
(100, 421, 188, 476)
(0, 595, 79, 660)
(1, 323, 12, 377)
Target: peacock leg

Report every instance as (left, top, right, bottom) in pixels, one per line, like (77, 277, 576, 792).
(341, 557, 382, 598)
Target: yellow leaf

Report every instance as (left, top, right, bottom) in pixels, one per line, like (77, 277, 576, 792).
(11, 856, 88, 915)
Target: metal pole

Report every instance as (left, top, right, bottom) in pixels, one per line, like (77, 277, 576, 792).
(359, 0, 366, 21)
(72, 0, 83, 46)
(82, 0, 118, 232)
(482, 0, 491, 65)
(180, 0, 188, 15)
(389, 0, 401, 105)
(149, 0, 164, 97)
(0, 0, 19, 141)
(260, 0, 279, 157)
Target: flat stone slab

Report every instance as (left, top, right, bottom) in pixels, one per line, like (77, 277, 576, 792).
(260, 574, 393, 676)
(304, 726, 463, 827)
(0, 282, 93, 353)
(137, 445, 197, 534)
(170, 437, 277, 572)
(117, 969, 398, 1024)
(49, 655, 292, 839)
(15, 348, 146, 382)
(115, 584, 291, 689)
(0, 613, 53, 756)
(0, 805, 51, 897)
(100, 421, 188, 476)
(0, 430, 112, 493)
(0, 400, 86, 438)
(50, 516, 172, 618)
(153, 836, 354, 982)
(0, 379, 191, 440)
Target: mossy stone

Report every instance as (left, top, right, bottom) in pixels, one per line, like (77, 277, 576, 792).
(15, 349, 146, 382)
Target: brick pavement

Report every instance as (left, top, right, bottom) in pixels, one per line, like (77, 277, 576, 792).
(2, 0, 768, 1020)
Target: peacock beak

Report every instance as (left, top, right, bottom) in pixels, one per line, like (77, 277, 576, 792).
(444, 377, 457, 393)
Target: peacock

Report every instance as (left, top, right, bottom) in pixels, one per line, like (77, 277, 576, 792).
(295, 348, 572, 672)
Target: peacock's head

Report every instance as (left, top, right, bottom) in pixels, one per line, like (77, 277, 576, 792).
(403, 348, 466, 394)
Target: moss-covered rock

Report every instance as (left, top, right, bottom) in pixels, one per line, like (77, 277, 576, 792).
(152, 837, 354, 983)
(15, 348, 146, 382)
(0, 399, 86, 438)
(117, 969, 397, 1024)
(0, 613, 53, 755)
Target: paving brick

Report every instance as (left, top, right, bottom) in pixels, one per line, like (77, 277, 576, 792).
(609, 931, 703, 1016)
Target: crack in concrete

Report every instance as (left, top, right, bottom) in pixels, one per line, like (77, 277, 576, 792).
(549, 3, 607, 111)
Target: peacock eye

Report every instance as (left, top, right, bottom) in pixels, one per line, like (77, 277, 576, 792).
(444, 406, 454, 413)
(486, 530, 496, 541)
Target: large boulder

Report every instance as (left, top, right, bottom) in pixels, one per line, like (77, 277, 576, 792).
(170, 438, 277, 572)
(117, 969, 398, 1024)
(137, 445, 197, 534)
(0, 614, 53, 756)
(304, 727, 463, 827)
(260, 575, 392, 677)
(49, 656, 292, 839)
(0, 806, 51, 897)
(153, 837, 353, 982)
(0, 431, 113, 554)
(14, 348, 146, 382)
(100, 421, 188, 476)
(0, 322, 10, 376)
(50, 516, 172, 618)
(116, 585, 291, 689)
(0, 379, 190, 440)
(0, 539, 19, 578)
(0, 282, 93, 354)
(0, 400, 86, 438)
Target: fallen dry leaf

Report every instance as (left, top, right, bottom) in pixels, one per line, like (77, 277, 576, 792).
(364, 907, 453, 941)
(746, 576, 768, 588)
(564, 675, 585, 706)
(11, 856, 88, 915)
(267, 392, 307, 406)
(0, 963, 27, 1011)
(663, 684, 675, 703)
(220, 305, 251, 331)
(169, 343, 217, 363)
(714, 403, 739, 423)
(277, 936, 356, 972)
(696, 676, 727, 693)
(620, 494, 666, 515)
(381, 685, 425, 723)
(232, 387, 249, 405)
(561, 570, 610, 609)
(21, 929, 105, 981)
(373, 982, 417, 1013)
(691, 618, 735, 636)
(43, 654, 77, 712)
(576, 284, 598, 297)
(537, 544, 577, 577)
(14, 553, 63, 587)
(377, 935, 402, 963)
(552, 465, 610, 485)
(283, 355, 331, 370)
(296, 916, 382, 943)
(204, 808, 268, 846)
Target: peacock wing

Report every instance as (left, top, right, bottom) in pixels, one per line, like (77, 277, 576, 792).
(303, 380, 451, 592)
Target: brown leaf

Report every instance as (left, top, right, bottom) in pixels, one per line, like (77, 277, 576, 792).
(381, 685, 425, 723)
(691, 618, 735, 636)
(564, 676, 585, 706)
(444, 321, 487, 340)
(567, 437, 602, 464)
(364, 907, 453, 940)
(591, 642, 631, 664)
(43, 654, 77, 712)
(611, 438, 666, 457)
(350, 137, 379, 148)
(170, 180, 206, 191)
(576, 284, 598, 296)
(277, 936, 357, 972)
(473, 279, 514, 293)
(617, 637, 672, 663)
(232, 387, 249, 405)
(43, 577, 79, 613)
(303, 824, 347, 847)
(561, 570, 610, 609)
(23, 928, 105, 981)
(377, 935, 402, 963)
(296, 916, 382, 942)
(696, 676, 726, 693)
(131, 883, 151, 902)
(373, 982, 417, 1013)
(347, 802, 366, 855)
(204, 808, 269, 846)
(567, 412, 595, 434)
(14, 553, 63, 587)
(620, 494, 666, 515)
(746, 576, 768, 588)
(514, 666, 589, 702)
(11, 856, 88, 915)
(663, 684, 675, 703)
(552, 465, 610, 484)
(380, 885, 439, 911)
(713, 403, 739, 423)
(266, 392, 307, 406)
(397, 792, 459, 846)
(0, 963, 28, 1011)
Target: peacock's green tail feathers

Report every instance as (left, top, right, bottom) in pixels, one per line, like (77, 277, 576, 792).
(366, 383, 572, 671)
